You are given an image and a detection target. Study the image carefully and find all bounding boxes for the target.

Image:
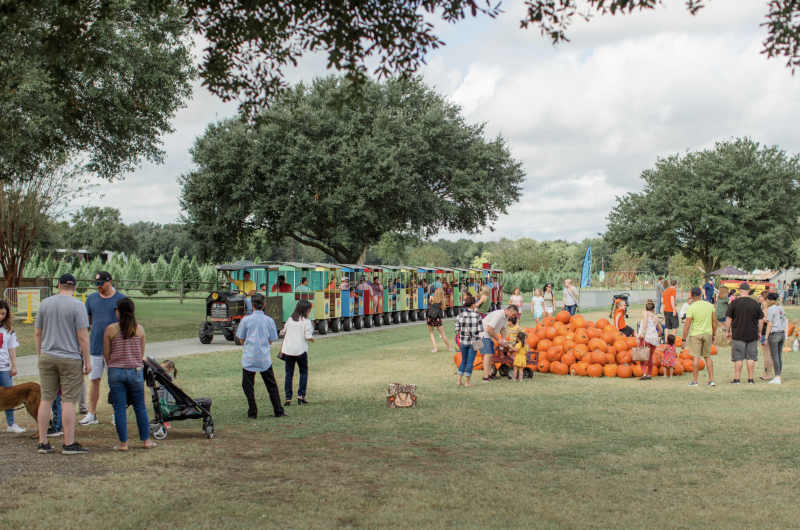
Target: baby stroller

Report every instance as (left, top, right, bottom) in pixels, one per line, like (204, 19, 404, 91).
(144, 357, 214, 440)
(609, 293, 630, 319)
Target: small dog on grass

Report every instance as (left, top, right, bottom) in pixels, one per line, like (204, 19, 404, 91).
(0, 382, 41, 437)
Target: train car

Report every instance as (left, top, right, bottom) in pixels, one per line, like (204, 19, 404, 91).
(398, 266, 418, 322)
(361, 265, 384, 327)
(338, 264, 367, 330)
(311, 263, 344, 333)
(436, 267, 456, 317)
(380, 265, 405, 324)
(269, 262, 325, 333)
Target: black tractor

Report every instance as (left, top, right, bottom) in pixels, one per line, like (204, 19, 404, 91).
(198, 291, 245, 344)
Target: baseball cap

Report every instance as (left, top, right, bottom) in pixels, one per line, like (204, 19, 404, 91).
(58, 273, 77, 286)
(739, 282, 750, 291)
(94, 271, 112, 282)
(690, 287, 702, 296)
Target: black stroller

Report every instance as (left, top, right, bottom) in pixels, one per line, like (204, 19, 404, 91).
(144, 357, 214, 440)
(609, 293, 631, 319)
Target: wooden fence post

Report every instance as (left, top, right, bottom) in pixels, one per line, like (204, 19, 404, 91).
(180, 282, 184, 305)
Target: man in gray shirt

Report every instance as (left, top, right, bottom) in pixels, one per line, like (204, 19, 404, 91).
(655, 277, 664, 314)
(35, 274, 91, 455)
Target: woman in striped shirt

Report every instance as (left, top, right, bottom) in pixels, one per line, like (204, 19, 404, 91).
(103, 298, 155, 451)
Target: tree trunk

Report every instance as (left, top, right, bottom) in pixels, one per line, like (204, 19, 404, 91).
(358, 245, 368, 265)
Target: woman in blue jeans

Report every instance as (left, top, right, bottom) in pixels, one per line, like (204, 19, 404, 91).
(281, 300, 315, 406)
(455, 297, 484, 387)
(103, 298, 155, 451)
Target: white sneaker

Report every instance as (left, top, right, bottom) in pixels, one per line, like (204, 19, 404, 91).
(79, 414, 98, 425)
(111, 415, 115, 426)
(769, 376, 782, 385)
(6, 424, 26, 434)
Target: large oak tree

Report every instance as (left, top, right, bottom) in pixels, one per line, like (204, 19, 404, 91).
(605, 138, 800, 280)
(3, 1, 798, 118)
(179, 76, 525, 263)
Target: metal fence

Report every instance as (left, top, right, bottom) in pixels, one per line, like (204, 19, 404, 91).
(577, 289, 689, 310)
(4, 286, 52, 316)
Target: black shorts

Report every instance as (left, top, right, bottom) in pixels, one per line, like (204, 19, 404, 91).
(664, 311, 679, 329)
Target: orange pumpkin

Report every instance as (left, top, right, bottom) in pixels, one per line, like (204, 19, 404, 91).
(710, 345, 718, 356)
(535, 328, 547, 340)
(586, 328, 603, 340)
(602, 325, 618, 334)
(565, 332, 576, 342)
(576, 362, 589, 376)
(588, 338, 608, 353)
(556, 310, 571, 324)
(585, 320, 596, 328)
(538, 358, 551, 373)
(625, 336, 639, 350)
(552, 336, 567, 347)
(613, 339, 629, 352)
(632, 364, 643, 378)
(543, 317, 555, 326)
(526, 333, 540, 350)
(550, 361, 569, 375)
(596, 318, 610, 329)
(617, 364, 633, 378)
(698, 358, 706, 370)
(680, 358, 693, 372)
(570, 364, 581, 376)
(544, 326, 558, 340)
(605, 353, 616, 364)
(564, 340, 578, 355)
(574, 344, 589, 360)
(604, 364, 618, 377)
(587, 364, 604, 377)
(616, 351, 632, 365)
(607, 346, 617, 357)
(546, 346, 563, 362)
(574, 332, 590, 345)
(658, 366, 666, 376)
(679, 350, 692, 360)
(571, 315, 587, 328)
(674, 337, 683, 347)
(537, 339, 552, 352)
(561, 353, 577, 366)
(649, 365, 659, 377)
(673, 362, 684, 375)
(652, 356, 661, 369)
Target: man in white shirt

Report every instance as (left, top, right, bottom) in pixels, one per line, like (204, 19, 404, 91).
(478, 305, 518, 383)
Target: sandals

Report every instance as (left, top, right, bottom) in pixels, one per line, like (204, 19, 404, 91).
(297, 397, 309, 405)
(112, 445, 129, 452)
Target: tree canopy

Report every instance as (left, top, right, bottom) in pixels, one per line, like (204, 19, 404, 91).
(65, 206, 139, 257)
(0, 0, 195, 181)
(4, 0, 798, 117)
(180, 76, 525, 264)
(605, 138, 800, 279)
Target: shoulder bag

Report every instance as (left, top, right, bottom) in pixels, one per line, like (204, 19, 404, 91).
(631, 338, 651, 362)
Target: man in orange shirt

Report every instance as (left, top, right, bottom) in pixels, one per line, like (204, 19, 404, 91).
(662, 279, 679, 337)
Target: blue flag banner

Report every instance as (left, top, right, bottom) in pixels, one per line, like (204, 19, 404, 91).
(580, 245, 592, 288)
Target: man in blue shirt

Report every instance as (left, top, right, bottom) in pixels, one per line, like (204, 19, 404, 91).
(79, 271, 127, 426)
(236, 294, 287, 419)
(433, 277, 443, 290)
(702, 277, 715, 304)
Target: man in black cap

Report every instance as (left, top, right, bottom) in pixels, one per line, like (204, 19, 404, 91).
(724, 282, 763, 385)
(79, 271, 127, 426)
(35, 274, 91, 454)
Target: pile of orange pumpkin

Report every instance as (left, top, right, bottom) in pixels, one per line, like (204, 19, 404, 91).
(518, 311, 717, 378)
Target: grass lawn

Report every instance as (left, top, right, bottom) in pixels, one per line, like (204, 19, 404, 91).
(3, 312, 800, 529)
(13, 298, 207, 357)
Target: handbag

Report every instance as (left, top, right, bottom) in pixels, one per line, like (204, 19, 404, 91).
(631, 339, 651, 362)
(427, 304, 441, 319)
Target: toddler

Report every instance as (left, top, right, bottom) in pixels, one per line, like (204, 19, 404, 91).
(506, 316, 520, 343)
(510, 331, 529, 382)
(531, 289, 544, 326)
(661, 334, 676, 377)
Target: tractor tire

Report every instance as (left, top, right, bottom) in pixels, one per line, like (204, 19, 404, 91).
(364, 315, 372, 328)
(198, 323, 213, 344)
(223, 329, 235, 342)
(331, 318, 341, 333)
(373, 314, 382, 327)
(317, 320, 328, 335)
(343, 317, 352, 332)
(409, 310, 417, 322)
(401, 311, 408, 323)
(234, 336, 242, 346)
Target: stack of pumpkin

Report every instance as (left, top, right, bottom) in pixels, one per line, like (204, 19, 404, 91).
(519, 311, 717, 378)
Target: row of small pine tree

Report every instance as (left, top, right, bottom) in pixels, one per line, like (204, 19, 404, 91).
(22, 249, 219, 296)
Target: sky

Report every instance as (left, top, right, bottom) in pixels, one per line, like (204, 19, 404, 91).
(78, 0, 800, 244)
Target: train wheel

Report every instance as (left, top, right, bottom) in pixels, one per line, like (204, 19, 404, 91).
(343, 317, 352, 331)
(363, 315, 372, 328)
(383, 313, 391, 325)
(330, 318, 341, 333)
(446, 307, 453, 318)
(392, 312, 400, 324)
(353, 316, 362, 329)
(498, 365, 509, 378)
(418, 309, 425, 321)
(401, 311, 408, 323)
(373, 314, 382, 327)
(490, 303, 496, 312)
(409, 310, 417, 322)
(317, 320, 328, 335)
(523, 368, 534, 379)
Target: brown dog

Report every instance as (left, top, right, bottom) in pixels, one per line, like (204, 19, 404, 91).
(0, 383, 40, 434)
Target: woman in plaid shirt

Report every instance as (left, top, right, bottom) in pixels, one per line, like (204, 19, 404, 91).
(455, 296, 484, 387)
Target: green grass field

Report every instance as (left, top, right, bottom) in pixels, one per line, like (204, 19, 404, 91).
(3, 312, 800, 529)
